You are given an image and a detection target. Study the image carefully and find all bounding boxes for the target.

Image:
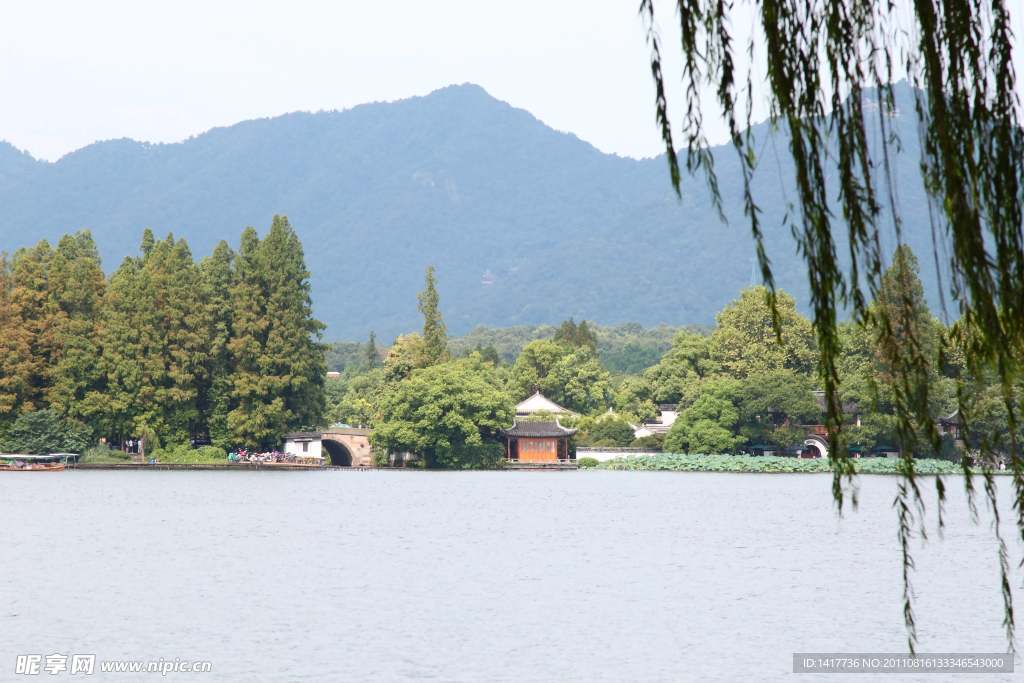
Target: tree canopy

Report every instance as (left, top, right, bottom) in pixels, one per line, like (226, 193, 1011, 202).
(372, 355, 513, 469)
(509, 339, 611, 413)
(0, 220, 325, 452)
(664, 387, 744, 455)
(708, 287, 817, 378)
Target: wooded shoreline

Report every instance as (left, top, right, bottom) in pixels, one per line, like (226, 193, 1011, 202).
(56, 460, 998, 475)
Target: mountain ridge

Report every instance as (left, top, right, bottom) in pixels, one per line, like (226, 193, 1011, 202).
(0, 83, 942, 340)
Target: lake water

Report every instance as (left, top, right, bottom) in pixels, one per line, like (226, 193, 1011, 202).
(1, 470, 1021, 681)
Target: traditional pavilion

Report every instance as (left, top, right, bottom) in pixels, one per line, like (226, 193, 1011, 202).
(502, 419, 577, 464)
(515, 391, 576, 417)
(937, 409, 962, 441)
(503, 392, 578, 464)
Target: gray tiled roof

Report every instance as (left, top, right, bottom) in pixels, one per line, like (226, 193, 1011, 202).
(501, 420, 576, 438)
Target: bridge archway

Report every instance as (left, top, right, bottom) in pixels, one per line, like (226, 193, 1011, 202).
(319, 428, 373, 467)
(804, 435, 829, 458)
(322, 439, 353, 467)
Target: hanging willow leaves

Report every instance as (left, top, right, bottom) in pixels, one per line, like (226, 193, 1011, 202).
(640, 0, 1023, 653)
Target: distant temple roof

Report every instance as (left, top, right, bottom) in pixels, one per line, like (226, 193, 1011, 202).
(502, 420, 577, 438)
(515, 391, 576, 416)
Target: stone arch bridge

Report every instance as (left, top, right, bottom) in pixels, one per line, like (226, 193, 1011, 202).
(321, 428, 373, 467)
(284, 428, 373, 467)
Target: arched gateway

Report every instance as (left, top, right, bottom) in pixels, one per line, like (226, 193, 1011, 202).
(803, 434, 829, 459)
(283, 428, 373, 467)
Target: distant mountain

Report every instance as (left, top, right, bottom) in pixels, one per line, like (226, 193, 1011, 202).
(0, 83, 943, 340)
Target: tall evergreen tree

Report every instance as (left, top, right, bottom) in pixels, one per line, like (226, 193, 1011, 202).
(44, 232, 105, 423)
(227, 217, 325, 448)
(93, 233, 210, 443)
(259, 217, 325, 433)
(870, 245, 946, 453)
(0, 254, 36, 424)
(199, 241, 236, 448)
(145, 235, 210, 441)
(140, 228, 155, 257)
(7, 241, 54, 412)
(365, 331, 379, 369)
(554, 317, 598, 352)
(92, 254, 149, 440)
(873, 246, 938, 375)
(418, 265, 448, 365)
(225, 228, 268, 447)
(575, 320, 598, 353)
(554, 318, 579, 347)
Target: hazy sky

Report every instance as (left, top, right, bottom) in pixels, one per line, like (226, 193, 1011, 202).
(1, 1, 1021, 162)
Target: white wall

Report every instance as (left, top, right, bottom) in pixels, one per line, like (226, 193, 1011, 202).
(284, 438, 322, 458)
(576, 448, 660, 463)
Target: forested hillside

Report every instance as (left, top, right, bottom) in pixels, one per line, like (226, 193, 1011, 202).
(0, 83, 944, 339)
(330, 322, 686, 375)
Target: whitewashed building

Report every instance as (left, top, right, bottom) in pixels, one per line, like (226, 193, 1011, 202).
(633, 404, 679, 439)
(283, 432, 323, 461)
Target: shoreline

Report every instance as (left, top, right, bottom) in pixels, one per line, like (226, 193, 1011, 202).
(54, 462, 1007, 475)
(69, 463, 340, 471)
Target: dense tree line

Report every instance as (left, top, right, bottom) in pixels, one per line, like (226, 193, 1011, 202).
(4, 237, 1012, 464)
(394, 321, 685, 374)
(329, 246, 1019, 465)
(0, 216, 325, 452)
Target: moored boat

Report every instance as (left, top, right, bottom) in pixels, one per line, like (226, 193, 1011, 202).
(0, 462, 66, 471)
(0, 454, 70, 471)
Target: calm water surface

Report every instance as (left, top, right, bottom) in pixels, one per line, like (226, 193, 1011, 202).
(1, 470, 1021, 682)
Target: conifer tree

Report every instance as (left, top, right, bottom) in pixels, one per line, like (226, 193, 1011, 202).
(554, 318, 579, 347)
(92, 254, 149, 440)
(227, 217, 325, 448)
(199, 241, 236, 448)
(365, 331, 379, 369)
(873, 246, 938, 373)
(145, 235, 210, 441)
(140, 228, 155, 257)
(0, 254, 36, 424)
(554, 317, 598, 353)
(44, 232, 105, 422)
(93, 233, 210, 443)
(418, 265, 448, 365)
(575, 320, 598, 353)
(7, 241, 54, 412)
(870, 246, 945, 453)
(225, 228, 268, 447)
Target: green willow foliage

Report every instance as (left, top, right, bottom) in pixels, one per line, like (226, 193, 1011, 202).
(641, 0, 1023, 652)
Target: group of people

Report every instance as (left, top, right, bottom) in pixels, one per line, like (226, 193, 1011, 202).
(121, 438, 144, 454)
(228, 449, 301, 464)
